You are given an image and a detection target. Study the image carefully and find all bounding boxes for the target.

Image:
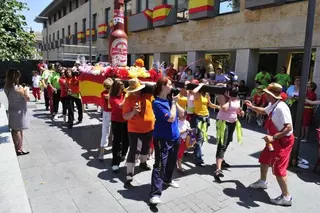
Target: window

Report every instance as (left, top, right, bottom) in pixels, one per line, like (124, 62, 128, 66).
(62, 28, 65, 38)
(74, 22, 77, 35)
(58, 10, 61, 19)
(53, 33, 55, 41)
(125, 0, 132, 16)
(63, 7, 66, 16)
(137, 0, 146, 12)
(49, 35, 51, 42)
(105, 8, 111, 24)
(69, 1, 72, 12)
(219, 0, 240, 14)
(85, 0, 88, 2)
(54, 14, 57, 22)
(46, 35, 48, 43)
(76, 0, 79, 8)
(93, 13, 97, 29)
(176, 0, 189, 22)
(49, 18, 51, 25)
(43, 22, 47, 28)
(57, 31, 60, 39)
(68, 25, 71, 36)
(82, 18, 86, 41)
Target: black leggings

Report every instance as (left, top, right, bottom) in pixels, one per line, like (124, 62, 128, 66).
(67, 96, 83, 126)
(111, 121, 129, 166)
(126, 131, 153, 163)
(60, 97, 68, 115)
(216, 121, 236, 159)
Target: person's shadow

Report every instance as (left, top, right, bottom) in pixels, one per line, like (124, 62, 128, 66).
(221, 180, 271, 209)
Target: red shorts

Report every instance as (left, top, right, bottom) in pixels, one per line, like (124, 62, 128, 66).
(302, 109, 313, 127)
(259, 134, 294, 177)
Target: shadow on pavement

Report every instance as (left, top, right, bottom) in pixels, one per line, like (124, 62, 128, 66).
(222, 180, 271, 209)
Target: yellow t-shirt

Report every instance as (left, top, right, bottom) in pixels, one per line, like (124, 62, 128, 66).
(177, 94, 187, 110)
(194, 94, 209, 116)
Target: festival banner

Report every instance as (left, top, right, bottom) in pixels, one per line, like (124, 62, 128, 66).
(189, 0, 214, 14)
(153, 4, 172, 22)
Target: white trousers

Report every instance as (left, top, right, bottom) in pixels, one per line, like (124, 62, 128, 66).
(100, 111, 111, 147)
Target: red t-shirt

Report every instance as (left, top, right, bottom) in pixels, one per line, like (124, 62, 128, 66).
(110, 94, 126, 122)
(67, 77, 80, 94)
(101, 90, 111, 112)
(253, 93, 267, 107)
(59, 78, 68, 97)
(305, 91, 317, 107)
(37, 63, 45, 71)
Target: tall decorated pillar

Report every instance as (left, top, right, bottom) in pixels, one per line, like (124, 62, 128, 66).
(108, 0, 128, 67)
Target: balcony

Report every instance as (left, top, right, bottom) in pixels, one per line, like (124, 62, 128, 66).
(55, 40, 59, 48)
(188, 0, 219, 20)
(153, 4, 177, 28)
(86, 29, 97, 42)
(98, 24, 109, 38)
(72, 35, 78, 45)
(51, 41, 55, 49)
(128, 9, 153, 32)
(77, 32, 85, 43)
(245, 0, 285, 10)
(59, 38, 64, 47)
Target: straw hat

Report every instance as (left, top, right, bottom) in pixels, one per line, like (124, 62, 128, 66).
(263, 83, 283, 99)
(126, 78, 145, 93)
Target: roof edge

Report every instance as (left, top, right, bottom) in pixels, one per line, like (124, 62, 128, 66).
(34, 0, 64, 22)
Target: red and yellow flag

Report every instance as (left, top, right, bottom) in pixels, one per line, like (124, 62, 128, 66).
(189, 0, 214, 14)
(79, 73, 105, 107)
(98, 24, 107, 35)
(86, 29, 96, 38)
(77, 32, 85, 41)
(143, 9, 153, 21)
(153, 4, 171, 22)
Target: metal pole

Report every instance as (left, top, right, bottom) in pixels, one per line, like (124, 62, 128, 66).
(290, 0, 316, 166)
(89, 0, 92, 64)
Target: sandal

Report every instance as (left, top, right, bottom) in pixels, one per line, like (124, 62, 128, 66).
(16, 150, 30, 156)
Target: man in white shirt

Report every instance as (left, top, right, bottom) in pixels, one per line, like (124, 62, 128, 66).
(245, 83, 294, 207)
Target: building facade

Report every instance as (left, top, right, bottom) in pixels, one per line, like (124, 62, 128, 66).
(37, 0, 320, 88)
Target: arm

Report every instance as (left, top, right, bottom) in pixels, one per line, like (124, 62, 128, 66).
(192, 83, 204, 94)
(207, 94, 220, 109)
(123, 98, 139, 121)
(272, 124, 293, 141)
(244, 100, 267, 115)
(15, 86, 30, 102)
(305, 99, 320, 105)
(167, 101, 177, 123)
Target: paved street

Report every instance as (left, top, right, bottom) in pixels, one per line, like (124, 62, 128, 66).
(18, 98, 320, 213)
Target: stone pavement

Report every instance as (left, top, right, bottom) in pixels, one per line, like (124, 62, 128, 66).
(18, 97, 320, 213)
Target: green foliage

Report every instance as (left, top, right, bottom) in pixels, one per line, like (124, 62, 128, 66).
(0, 0, 36, 61)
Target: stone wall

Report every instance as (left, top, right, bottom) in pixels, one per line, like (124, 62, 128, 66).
(128, 0, 320, 54)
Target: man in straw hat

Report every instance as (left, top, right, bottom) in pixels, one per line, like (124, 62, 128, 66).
(245, 83, 294, 206)
(123, 78, 155, 186)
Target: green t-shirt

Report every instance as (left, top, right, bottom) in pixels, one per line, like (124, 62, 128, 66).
(255, 72, 271, 86)
(275, 73, 291, 87)
(48, 71, 61, 89)
(41, 69, 52, 81)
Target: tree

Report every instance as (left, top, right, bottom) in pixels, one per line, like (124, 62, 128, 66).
(0, 0, 36, 61)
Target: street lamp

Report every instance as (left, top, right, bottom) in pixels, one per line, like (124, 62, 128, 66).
(35, 16, 49, 61)
(291, 0, 316, 166)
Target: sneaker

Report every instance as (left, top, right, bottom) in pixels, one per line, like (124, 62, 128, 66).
(248, 180, 268, 189)
(112, 165, 120, 173)
(195, 161, 205, 167)
(164, 180, 179, 188)
(270, 195, 292, 206)
(214, 169, 224, 178)
(139, 162, 151, 171)
(53, 114, 58, 121)
(149, 196, 162, 205)
(125, 173, 133, 186)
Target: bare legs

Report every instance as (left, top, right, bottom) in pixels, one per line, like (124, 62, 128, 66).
(260, 164, 269, 181)
(215, 158, 223, 171)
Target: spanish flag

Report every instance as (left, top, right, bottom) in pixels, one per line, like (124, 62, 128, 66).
(98, 24, 107, 35)
(77, 32, 85, 41)
(68, 34, 73, 40)
(143, 9, 153, 21)
(153, 4, 171, 22)
(86, 29, 96, 38)
(189, 0, 214, 14)
(79, 73, 105, 107)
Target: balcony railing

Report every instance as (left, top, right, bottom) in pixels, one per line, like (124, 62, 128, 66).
(245, 0, 285, 10)
(128, 9, 153, 32)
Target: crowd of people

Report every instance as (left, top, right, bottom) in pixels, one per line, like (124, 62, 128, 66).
(5, 58, 320, 208)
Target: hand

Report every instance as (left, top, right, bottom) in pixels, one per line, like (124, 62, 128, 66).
(305, 99, 312, 104)
(104, 94, 109, 99)
(224, 91, 230, 98)
(172, 94, 179, 103)
(238, 109, 245, 117)
(53, 88, 57, 93)
(133, 105, 141, 114)
(263, 135, 274, 143)
(244, 100, 253, 108)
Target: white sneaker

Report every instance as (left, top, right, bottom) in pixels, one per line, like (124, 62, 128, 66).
(164, 180, 179, 188)
(149, 196, 162, 205)
(249, 179, 268, 189)
(53, 114, 58, 120)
